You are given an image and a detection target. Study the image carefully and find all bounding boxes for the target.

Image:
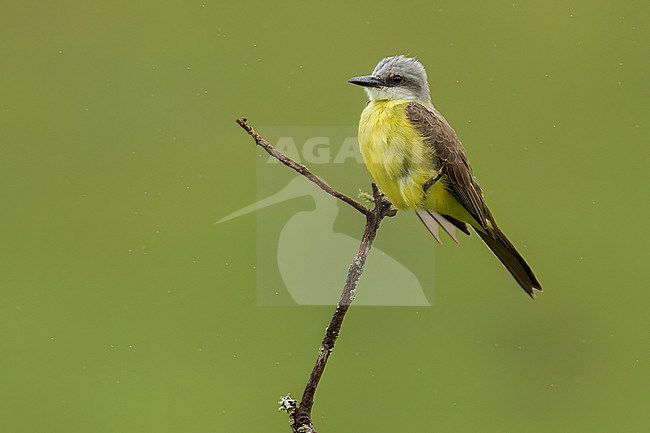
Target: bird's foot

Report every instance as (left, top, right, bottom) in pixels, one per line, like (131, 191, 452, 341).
(423, 165, 445, 194)
(369, 183, 397, 217)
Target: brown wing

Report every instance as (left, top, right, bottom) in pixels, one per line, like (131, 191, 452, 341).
(407, 102, 542, 296)
(406, 101, 496, 237)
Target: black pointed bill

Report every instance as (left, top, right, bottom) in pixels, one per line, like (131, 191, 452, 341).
(347, 75, 384, 88)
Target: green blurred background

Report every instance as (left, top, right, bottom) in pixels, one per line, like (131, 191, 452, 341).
(1, 1, 648, 432)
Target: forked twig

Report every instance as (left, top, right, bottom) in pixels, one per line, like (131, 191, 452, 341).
(235, 118, 396, 432)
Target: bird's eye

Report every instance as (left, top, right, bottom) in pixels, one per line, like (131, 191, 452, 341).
(391, 74, 403, 84)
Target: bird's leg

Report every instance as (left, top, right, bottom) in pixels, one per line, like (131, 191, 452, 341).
(423, 164, 445, 194)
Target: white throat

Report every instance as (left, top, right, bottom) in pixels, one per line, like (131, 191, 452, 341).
(365, 86, 429, 102)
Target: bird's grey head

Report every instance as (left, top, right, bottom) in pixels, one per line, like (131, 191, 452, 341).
(348, 55, 431, 102)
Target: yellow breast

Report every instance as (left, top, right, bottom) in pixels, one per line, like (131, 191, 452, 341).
(357, 100, 437, 209)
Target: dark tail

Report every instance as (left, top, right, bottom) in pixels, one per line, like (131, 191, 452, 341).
(476, 228, 542, 298)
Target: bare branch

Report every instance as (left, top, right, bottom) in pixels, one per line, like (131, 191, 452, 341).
(235, 118, 370, 216)
(235, 117, 396, 433)
(290, 185, 395, 433)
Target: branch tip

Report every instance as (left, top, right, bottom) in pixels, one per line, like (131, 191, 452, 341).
(234, 117, 371, 216)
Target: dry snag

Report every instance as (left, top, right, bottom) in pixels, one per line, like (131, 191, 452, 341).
(236, 118, 396, 432)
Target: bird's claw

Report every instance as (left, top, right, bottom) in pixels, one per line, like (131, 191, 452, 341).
(423, 165, 446, 194)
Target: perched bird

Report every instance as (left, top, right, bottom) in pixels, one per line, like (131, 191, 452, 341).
(349, 55, 542, 298)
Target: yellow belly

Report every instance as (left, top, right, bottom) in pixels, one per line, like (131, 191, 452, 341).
(357, 99, 477, 225)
